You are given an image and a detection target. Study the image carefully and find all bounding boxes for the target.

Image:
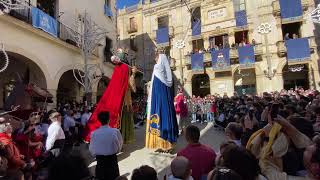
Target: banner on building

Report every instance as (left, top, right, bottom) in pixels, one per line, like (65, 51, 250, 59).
(192, 19, 201, 37)
(104, 4, 113, 17)
(285, 38, 310, 62)
(235, 10, 247, 27)
(279, 0, 303, 22)
(156, 27, 169, 45)
(32, 7, 58, 37)
(238, 45, 255, 68)
(211, 48, 230, 71)
(191, 53, 204, 71)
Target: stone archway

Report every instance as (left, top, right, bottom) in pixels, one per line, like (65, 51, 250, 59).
(0, 52, 47, 109)
(57, 70, 84, 104)
(96, 77, 110, 103)
(192, 73, 210, 97)
(282, 64, 309, 90)
(233, 68, 257, 95)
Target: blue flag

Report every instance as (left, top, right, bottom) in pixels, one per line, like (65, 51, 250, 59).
(32, 7, 57, 37)
(285, 38, 310, 62)
(211, 49, 230, 70)
(192, 19, 201, 37)
(156, 27, 169, 45)
(191, 53, 204, 71)
(238, 45, 255, 68)
(104, 5, 113, 17)
(235, 10, 247, 27)
(280, 0, 303, 22)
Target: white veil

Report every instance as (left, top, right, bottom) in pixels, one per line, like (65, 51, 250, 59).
(147, 54, 173, 120)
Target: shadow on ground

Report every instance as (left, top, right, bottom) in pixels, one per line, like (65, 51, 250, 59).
(117, 122, 226, 179)
(75, 120, 225, 179)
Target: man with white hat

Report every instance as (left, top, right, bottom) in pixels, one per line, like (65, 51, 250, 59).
(46, 110, 65, 157)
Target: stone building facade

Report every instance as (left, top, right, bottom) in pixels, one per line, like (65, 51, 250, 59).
(118, 0, 320, 97)
(0, 0, 117, 109)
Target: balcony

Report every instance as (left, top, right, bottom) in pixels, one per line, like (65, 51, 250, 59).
(254, 44, 263, 55)
(229, 44, 263, 59)
(184, 52, 211, 65)
(8, 5, 81, 48)
(272, 0, 309, 17)
(152, 26, 174, 39)
(276, 36, 316, 57)
(185, 54, 191, 65)
(185, 45, 263, 67)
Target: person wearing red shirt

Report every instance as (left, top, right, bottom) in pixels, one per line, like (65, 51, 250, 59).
(175, 88, 188, 135)
(177, 125, 216, 180)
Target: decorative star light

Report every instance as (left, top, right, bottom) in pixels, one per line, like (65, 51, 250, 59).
(0, 0, 27, 15)
(0, 43, 9, 73)
(310, 4, 320, 24)
(289, 65, 304, 72)
(174, 40, 185, 49)
(257, 23, 272, 34)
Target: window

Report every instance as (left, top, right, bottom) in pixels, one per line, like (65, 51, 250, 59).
(192, 39, 204, 53)
(209, 34, 229, 49)
(215, 71, 232, 78)
(191, 7, 201, 28)
(234, 30, 248, 44)
(129, 17, 137, 32)
(158, 16, 169, 29)
(130, 35, 137, 51)
(234, 0, 246, 12)
(282, 22, 302, 40)
(105, 0, 111, 7)
(104, 37, 113, 62)
(37, 0, 56, 17)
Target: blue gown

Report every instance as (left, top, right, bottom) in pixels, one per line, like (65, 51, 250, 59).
(150, 76, 178, 143)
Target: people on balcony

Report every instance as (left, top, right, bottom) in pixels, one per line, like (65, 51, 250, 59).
(285, 33, 290, 40)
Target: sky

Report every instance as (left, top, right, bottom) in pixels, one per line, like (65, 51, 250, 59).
(116, 0, 141, 9)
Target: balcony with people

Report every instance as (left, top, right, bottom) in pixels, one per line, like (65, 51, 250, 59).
(276, 35, 316, 63)
(276, 22, 316, 64)
(185, 32, 262, 68)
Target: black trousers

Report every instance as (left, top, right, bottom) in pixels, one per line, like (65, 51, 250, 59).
(96, 154, 119, 180)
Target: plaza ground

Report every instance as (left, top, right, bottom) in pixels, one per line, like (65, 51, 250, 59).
(81, 122, 225, 179)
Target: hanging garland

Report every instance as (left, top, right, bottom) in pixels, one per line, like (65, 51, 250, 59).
(0, 43, 9, 73)
(289, 64, 304, 72)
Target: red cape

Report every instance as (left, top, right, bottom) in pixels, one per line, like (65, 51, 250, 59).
(83, 63, 129, 141)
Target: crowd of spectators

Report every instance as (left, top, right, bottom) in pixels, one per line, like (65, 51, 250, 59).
(1, 88, 320, 180)
(187, 38, 257, 55)
(176, 88, 320, 180)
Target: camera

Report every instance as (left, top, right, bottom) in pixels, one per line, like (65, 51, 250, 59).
(270, 103, 280, 121)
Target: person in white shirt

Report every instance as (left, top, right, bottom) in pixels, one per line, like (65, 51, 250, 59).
(81, 107, 91, 127)
(46, 111, 65, 157)
(168, 156, 193, 180)
(64, 110, 76, 133)
(89, 111, 123, 180)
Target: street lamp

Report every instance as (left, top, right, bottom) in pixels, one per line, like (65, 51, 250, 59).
(257, 23, 276, 80)
(0, 43, 9, 73)
(174, 40, 186, 86)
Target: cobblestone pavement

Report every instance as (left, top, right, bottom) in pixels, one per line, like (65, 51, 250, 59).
(114, 122, 226, 179)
